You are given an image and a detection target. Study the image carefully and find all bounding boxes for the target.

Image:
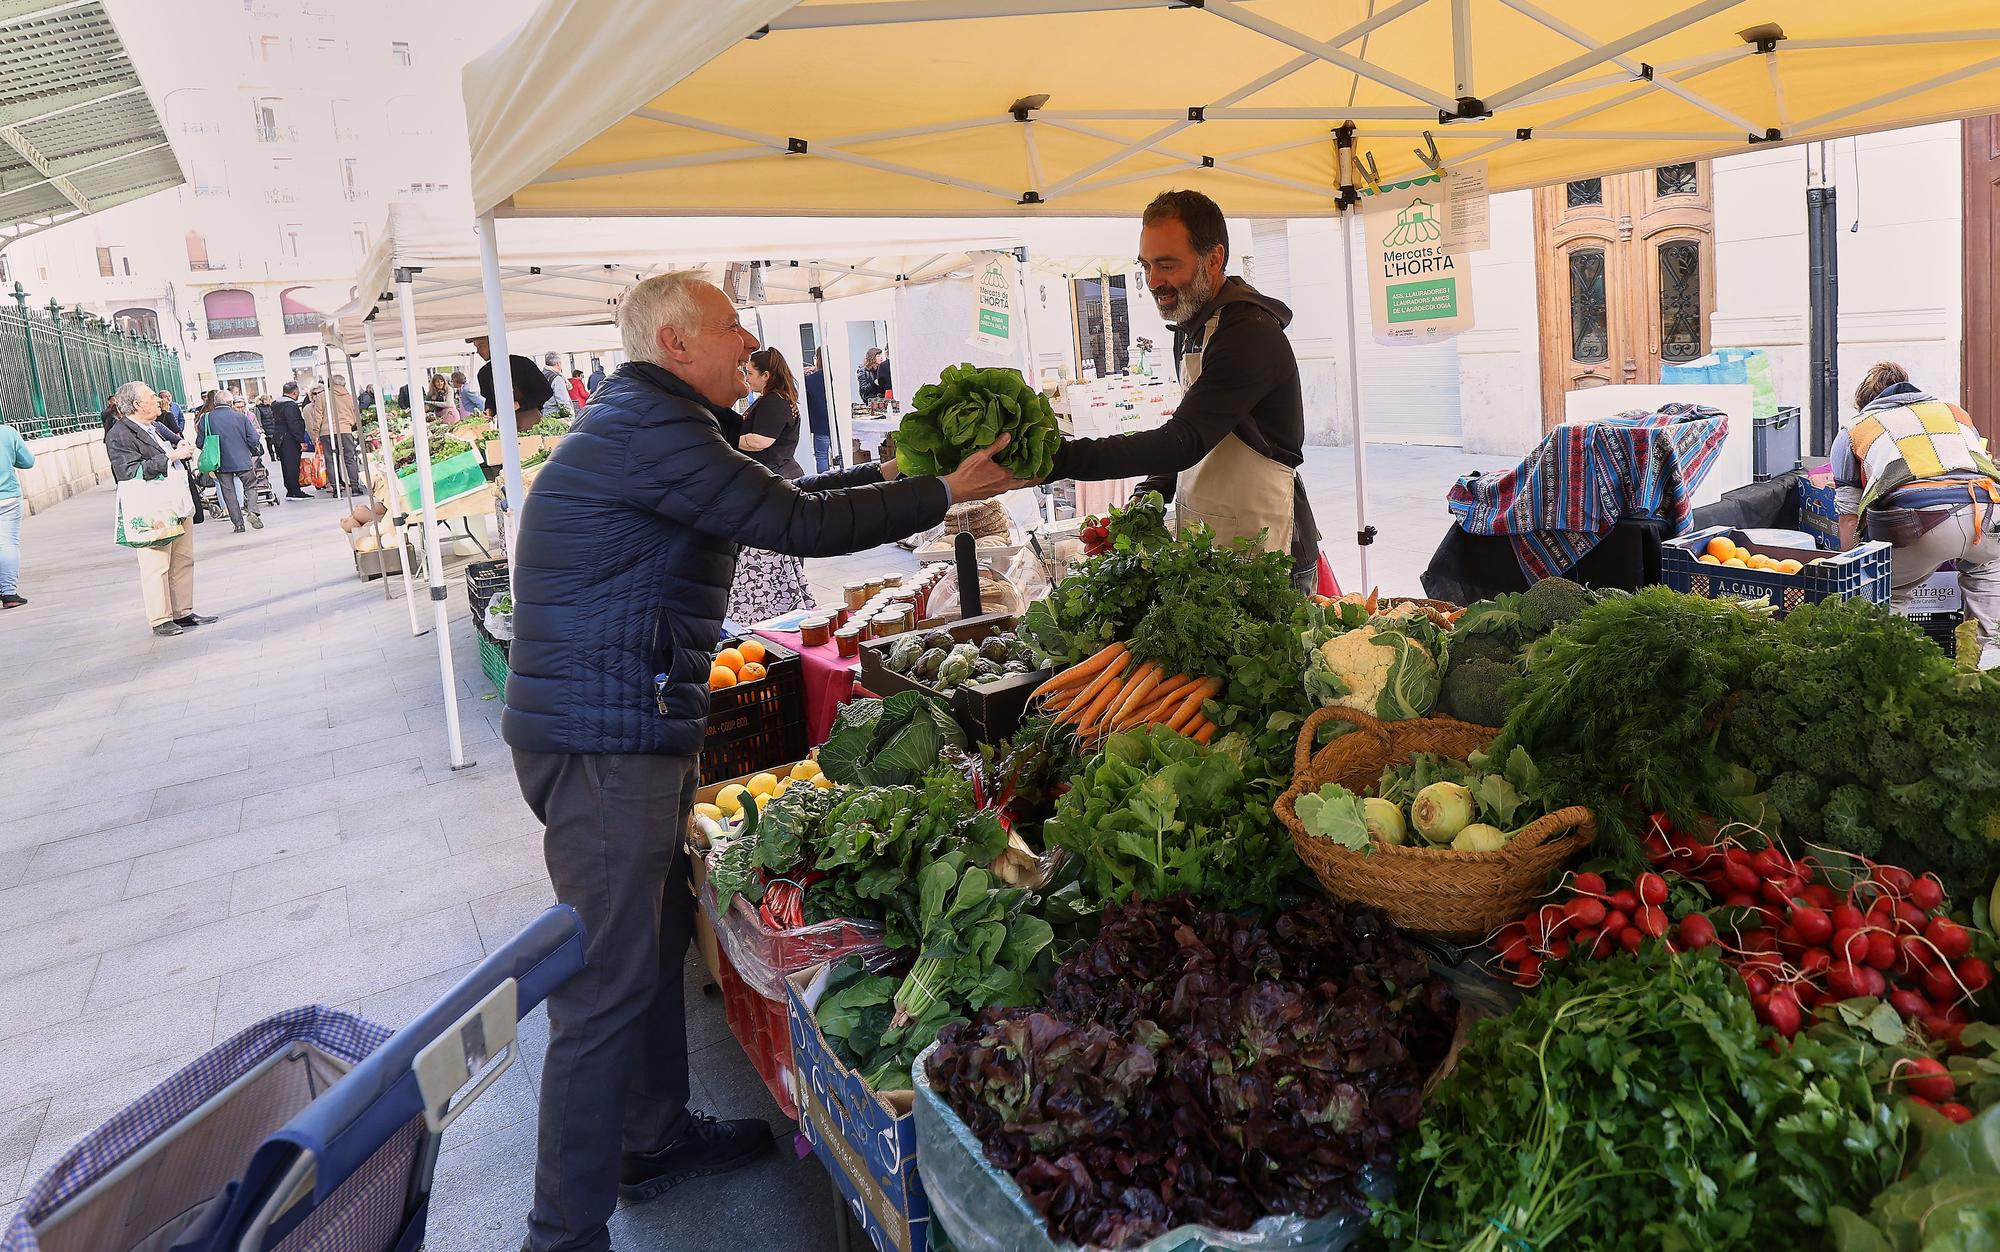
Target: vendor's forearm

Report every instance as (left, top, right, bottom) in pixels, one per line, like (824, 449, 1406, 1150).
(1050, 418, 1211, 483)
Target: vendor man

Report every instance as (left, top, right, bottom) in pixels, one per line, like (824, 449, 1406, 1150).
(501, 271, 1034, 1252)
(1050, 188, 1320, 586)
(469, 334, 556, 432)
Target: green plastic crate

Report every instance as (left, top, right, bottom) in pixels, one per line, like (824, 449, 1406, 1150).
(478, 632, 509, 697)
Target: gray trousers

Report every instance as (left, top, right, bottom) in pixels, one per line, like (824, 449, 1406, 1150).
(319, 432, 363, 496)
(216, 469, 257, 529)
(514, 749, 698, 1252)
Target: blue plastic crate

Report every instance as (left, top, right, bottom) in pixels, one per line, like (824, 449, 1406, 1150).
(1663, 526, 1891, 618)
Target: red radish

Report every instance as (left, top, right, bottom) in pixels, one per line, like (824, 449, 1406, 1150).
(1799, 949, 1832, 977)
(1636, 872, 1668, 908)
(1833, 927, 1868, 964)
(1927, 917, 1973, 961)
(1790, 906, 1832, 946)
(1567, 896, 1607, 927)
(1804, 884, 1839, 911)
(1895, 901, 1929, 932)
(1514, 954, 1544, 986)
(1908, 1095, 1938, 1110)
(1911, 875, 1945, 911)
(1942, 1103, 1974, 1124)
(1829, 962, 1870, 1000)
(1548, 938, 1571, 959)
(1603, 910, 1631, 937)
(1956, 958, 1992, 993)
(1889, 988, 1931, 1020)
(1744, 970, 1773, 997)
(1609, 889, 1638, 914)
(1739, 929, 1779, 954)
(1923, 1013, 1955, 1041)
(1831, 903, 1866, 932)
(1758, 987, 1803, 1037)
(1723, 859, 1761, 895)
(1866, 931, 1898, 971)
(1619, 928, 1644, 954)
(1898, 935, 1937, 978)
(1761, 879, 1797, 910)
(1571, 871, 1607, 897)
(1679, 913, 1717, 950)
(1499, 935, 1531, 965)
(1895, 1057, 1956, 1102)
(1723, 891, 1758, 910)
(1861, 967, 1888, 998)
(1877, 865, 1916, 895)
(1530, 904, 1567, 944)
(1925, 963, 1964, 1003)
(1753, 848, 1792, 879)
(1636, 906, 1669, 938)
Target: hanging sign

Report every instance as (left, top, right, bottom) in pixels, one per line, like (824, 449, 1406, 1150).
(1361, 173, 1474, 346)
(969, 251, 1018, 352)
(1443, 160, 1491, 254)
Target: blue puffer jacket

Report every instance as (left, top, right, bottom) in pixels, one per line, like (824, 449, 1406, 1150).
(501, 362, 950, 757)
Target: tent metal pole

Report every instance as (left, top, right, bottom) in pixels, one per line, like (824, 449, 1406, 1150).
(396, 267, 471, 771)
(476, 212, 526, 558)
(1338, 206, 1373, 593)
(339, 341, 392, 604)
(363, 317, 423, 635)
(812, 272, 843, 468)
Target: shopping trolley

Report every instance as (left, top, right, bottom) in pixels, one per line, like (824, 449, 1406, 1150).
(3, 904, 585, 1252)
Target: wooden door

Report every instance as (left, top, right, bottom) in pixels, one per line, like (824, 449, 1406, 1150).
(1533, 163, 1716, 431)
(1965, 117, 2000, 447)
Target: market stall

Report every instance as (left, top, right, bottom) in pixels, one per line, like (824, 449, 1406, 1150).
(460, 3, 2000, 1246)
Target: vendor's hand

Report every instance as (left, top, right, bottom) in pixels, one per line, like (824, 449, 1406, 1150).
(943, 433, 1039, 502)
(879, 458, 900, 481)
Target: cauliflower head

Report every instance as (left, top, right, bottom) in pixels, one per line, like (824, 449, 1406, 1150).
(1307, 625, 1442, 720)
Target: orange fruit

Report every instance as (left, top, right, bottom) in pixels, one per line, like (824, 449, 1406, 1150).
(709, 664, 738, 689)
(738, 661, 767, 683)
(715, 647, 745, 673)
(1745, 554, 1772, 570)
(1776, 558, 1804, 574)
(1705, 537, 1737, 560)
(738, 638, 766, 665)
(1697, 554, 1721, 565)
(1722, 557, 1749, 568)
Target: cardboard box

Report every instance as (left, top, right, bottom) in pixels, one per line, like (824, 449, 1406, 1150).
(687, 763, 802, 988)
(1797, 465, 1840, 549)
(1896, 564, 1962, 616)
(789, 965, 929, 1252)
(856, 612, 1053, 744)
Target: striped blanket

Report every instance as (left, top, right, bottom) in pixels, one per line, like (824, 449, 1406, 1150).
(1447, 405, 1730, 582)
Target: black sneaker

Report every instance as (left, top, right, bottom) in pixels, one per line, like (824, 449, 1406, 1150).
(174, 613, 219, 627)
(152, 622, 185, 637)
(617, 1113, 772, 1203)
(0, 593, 23, 608)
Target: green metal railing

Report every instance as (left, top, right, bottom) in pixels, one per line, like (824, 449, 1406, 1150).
(0, 281, 186, 439)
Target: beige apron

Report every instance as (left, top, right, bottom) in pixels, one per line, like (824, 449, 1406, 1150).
(1172, 309, 1297, 556)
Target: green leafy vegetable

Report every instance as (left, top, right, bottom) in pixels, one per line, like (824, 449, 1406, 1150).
(1829, 1104, 2000, 1251)
(819, 690, 967, 788)
(895, 362, 1059, 480)
(1293, 782, 1372, 851)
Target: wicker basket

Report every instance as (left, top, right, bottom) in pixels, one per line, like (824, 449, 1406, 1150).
(1275, 707, 1594, 940)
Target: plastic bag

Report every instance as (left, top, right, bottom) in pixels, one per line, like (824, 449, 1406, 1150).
(483, 600, 514, 641)
(913, 1041, 1380, 1252)
(697, 857, 896, 1001)
(926, 565, 1023, 619)
(1003, 547, 1051, 610)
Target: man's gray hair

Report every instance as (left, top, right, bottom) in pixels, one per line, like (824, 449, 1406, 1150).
(111, 380, 151, 416)
(620, 271, 712, 366)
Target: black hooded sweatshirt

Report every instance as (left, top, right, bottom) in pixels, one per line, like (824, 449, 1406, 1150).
(1049, 275, 1319, 574)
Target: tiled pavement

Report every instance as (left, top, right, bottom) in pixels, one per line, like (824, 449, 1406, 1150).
(0, 442, 1506, 1247)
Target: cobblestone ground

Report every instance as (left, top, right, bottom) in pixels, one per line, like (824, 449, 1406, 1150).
(0, 443, 1503, 1248)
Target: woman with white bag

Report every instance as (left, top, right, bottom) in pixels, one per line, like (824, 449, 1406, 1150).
(104, 381, 218, 637)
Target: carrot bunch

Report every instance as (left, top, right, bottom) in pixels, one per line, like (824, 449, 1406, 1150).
(1029, 641, 1222, 748)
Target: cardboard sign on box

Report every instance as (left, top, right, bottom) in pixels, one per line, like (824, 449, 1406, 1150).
(1797, 466, 1840, 549)
(789, 965, 929, 1252)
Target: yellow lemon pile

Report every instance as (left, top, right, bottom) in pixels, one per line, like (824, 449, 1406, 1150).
(1695, 536, 1803, 575)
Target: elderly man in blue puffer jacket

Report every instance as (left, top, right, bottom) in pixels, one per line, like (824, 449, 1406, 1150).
(502, 271, 1033, 1252)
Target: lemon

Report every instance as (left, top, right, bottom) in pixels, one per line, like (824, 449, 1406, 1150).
(790, 759, 822, 781)
(813, 775, 836, 790)
(693, 802, 723, 822)
(747, 772, 780, 798)
(715, 784, 748, 816)
(773, 776, 793, 795)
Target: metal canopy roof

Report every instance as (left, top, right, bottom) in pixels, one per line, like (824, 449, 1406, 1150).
(0, 0, 183, 247)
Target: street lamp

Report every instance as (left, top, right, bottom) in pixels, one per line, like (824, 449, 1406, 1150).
(184, 317, 198, 341)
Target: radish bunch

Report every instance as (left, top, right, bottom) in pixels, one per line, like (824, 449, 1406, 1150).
(1488, 817, 1992, 1047)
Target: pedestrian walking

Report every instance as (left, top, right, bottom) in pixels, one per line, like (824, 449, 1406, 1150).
(802, 349, 832, 473)
(104, 382, 217, 637)
(271, 382, 310, 497)
(567, 369, 590, 413)
(0, 419, 34, 608)
(586, 357, 605, 393)
(201, 396, 268, 533)
(306, 377, 366, 497)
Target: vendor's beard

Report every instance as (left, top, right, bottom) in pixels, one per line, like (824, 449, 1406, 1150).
(1153, 268, 1217, 327)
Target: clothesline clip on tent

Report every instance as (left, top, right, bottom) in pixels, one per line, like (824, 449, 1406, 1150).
(1355, 151, 1382, 194)
(1414, 130, 1443, 174)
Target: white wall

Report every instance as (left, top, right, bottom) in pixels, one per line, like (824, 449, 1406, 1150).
(1456, 191, 1543, 454)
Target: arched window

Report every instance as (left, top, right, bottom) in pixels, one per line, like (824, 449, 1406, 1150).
(289, 345, 321, 371)
(212, 350, 267, 400)
(280, 286, 321, 334)
(203, 289, 259, 338)
(113, 307, 161, 340)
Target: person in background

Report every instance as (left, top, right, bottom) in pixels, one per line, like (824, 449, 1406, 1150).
(202, 393, 267, 533)
(453, 369, 484, 419)
(0, 418, 34, 608)
(501, 271, 1034, 1252)
(728, 346, 816, 622)
(100, 393, 118, 433)
(1049, 187, 1320, 589)
(469, 335, 556, 432)
(306, 377, 366, 497)
(104, 382, 216, 636)
(857, 346, 885, 403)
(1833, 361, 2000, 668)
(567, 369, 590, 413)
(156, 390, 185, 439)
(587, 357, 605, 394)
(802, 348, 833, 473)
(542, 352, 567, 416)
(397, 381, 411, 410)
(425, 373, 461, 424)
(271, 381, 310, 498)
(359, 384, 375, 411)
(871, 348, 892, 402)
(253, 393, 278, 452)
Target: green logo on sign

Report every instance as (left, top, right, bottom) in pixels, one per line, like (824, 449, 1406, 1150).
(1386, 278, 1457, 323)
(1384, 198, 1443, 247)
(979, 308, 1010, 336)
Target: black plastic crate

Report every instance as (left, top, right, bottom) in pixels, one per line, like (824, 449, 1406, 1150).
(1663, 526, 1891, 618)
(1907, 609, 1966, 660)
(465, 558, 509, 621)
(701, 636, 807, 787)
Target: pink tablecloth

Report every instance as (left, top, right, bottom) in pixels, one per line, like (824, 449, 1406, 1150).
(756, 629, 859, 747)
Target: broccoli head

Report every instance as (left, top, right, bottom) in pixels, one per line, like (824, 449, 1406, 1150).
(1519, 577, 1591, 634)
(1437, 657, 1515, 728)
(1449, 633, 1520, 667)
(1822, 783, 1882, 856)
